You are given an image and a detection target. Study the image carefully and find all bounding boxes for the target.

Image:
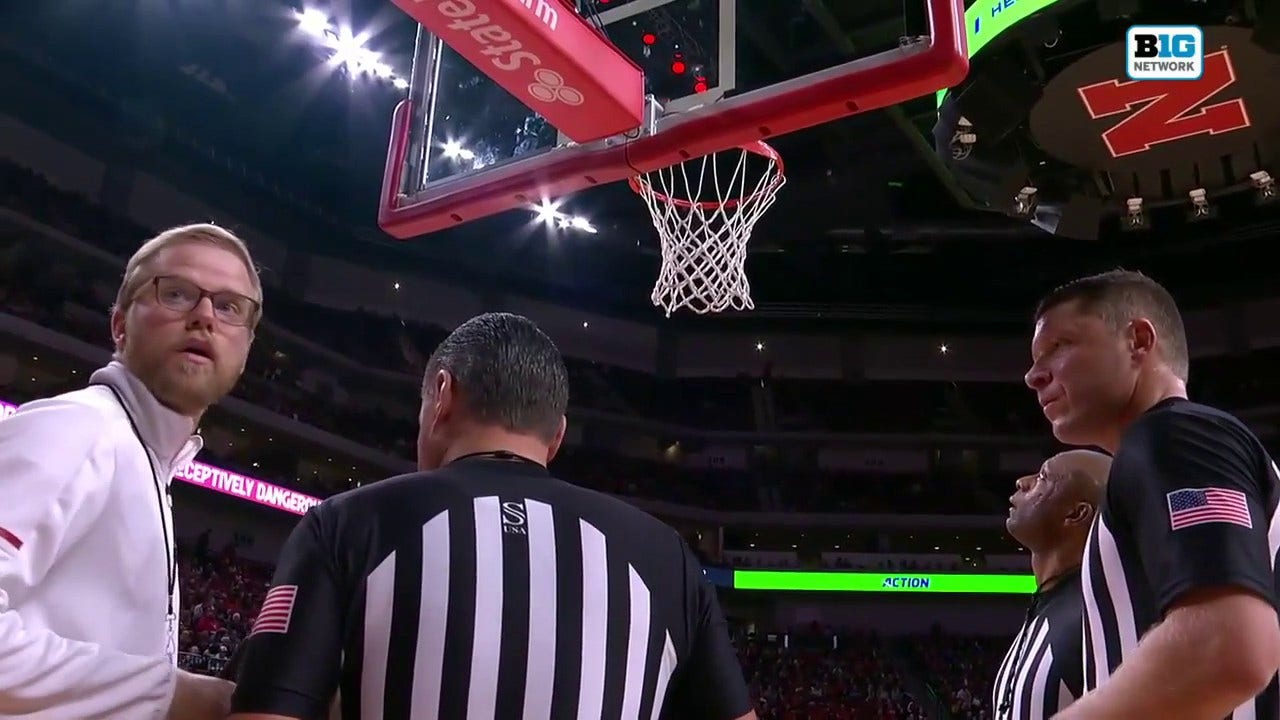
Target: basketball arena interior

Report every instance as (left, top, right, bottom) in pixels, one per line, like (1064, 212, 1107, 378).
(3, 0, 1280, 717)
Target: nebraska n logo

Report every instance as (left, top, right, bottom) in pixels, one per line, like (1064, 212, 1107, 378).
(1077, 49, 1252, 158)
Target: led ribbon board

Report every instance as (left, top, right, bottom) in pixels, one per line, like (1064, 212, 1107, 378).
(936, 0, 1065, 107)
(733, 570, 1036, 594)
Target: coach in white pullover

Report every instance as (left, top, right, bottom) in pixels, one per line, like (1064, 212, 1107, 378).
(0, 223, 262, 719)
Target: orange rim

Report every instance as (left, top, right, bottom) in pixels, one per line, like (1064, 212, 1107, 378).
(629, 140, 785, 211)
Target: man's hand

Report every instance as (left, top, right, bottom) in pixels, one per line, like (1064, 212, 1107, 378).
(167, 671, 234, 720)
(1055, 588, 1280, 720)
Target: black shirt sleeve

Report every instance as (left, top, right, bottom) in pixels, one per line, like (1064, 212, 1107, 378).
(229, 507, 346, 720)
(1110, 408, 1275, 616)
(663, 542, 751, 720)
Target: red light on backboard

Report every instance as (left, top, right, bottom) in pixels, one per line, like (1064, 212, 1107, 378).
(694, 78, 708, 93)
(642, 32, 656, 45)
(378, 0, 969, 239)
(671, 60, 687, 74)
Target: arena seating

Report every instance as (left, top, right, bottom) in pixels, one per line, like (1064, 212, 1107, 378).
(175, 541, 273, 679)
(173, 545, 1011, 720)
(173, 534, 964, 718)
(903, 630, 1008, 720)
(9, 158, 1280, 718)
(738, 626, 933, 720)
(7, 159, 1280, 521)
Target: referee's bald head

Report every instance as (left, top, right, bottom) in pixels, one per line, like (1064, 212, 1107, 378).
(1053, 449, 1110, 508)
(417, 312, 569, 470)
(1007, 449, 1111, 551)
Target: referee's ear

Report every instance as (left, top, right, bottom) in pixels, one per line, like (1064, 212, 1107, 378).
(1066, 501, 1095, 528)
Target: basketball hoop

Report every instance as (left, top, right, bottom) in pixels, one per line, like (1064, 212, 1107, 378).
(630, 141, 785, 316)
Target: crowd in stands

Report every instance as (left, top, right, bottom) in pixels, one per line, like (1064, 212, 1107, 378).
(7, 158, 1280, 521)
(739, 626, 932, 720)
(173, 533, 996, 719)
(905, 631, 1008, 720)
(174, 534, 273, 678)
(9, 158, 1280, 717)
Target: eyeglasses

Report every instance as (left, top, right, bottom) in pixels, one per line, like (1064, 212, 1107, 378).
(149, 275, 260, 327)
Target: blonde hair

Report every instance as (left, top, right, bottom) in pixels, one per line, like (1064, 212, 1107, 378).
(114, 223, 263, 324)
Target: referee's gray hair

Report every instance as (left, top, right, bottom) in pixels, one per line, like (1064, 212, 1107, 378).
(424, 312, 569, 441)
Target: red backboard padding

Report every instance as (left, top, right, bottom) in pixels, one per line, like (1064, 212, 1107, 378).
(381, 0, 968, 239)
(392, 0, 645, 144)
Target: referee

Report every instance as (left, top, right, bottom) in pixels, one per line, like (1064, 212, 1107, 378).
(1025, 270, 1280, 720)
(228, 312, 755, 720)
(993, 449, 1109, 720)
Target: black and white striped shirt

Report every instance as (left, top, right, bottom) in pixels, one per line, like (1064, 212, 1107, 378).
(1082, 398, 1280, 720)
(991, 570, 1083, 720)
(229, 453, 750, 720)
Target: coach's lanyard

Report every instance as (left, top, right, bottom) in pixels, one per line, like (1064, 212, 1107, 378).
(997, 567, 1078, 719)
(95, 384, 178, 656)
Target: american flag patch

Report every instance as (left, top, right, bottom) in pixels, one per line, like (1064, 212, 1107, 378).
(249, 585, 298, 637)
(1167, 487, 1252, 531)
(0, 526, 21, 551)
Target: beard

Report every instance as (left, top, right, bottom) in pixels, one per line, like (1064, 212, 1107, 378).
(127, 346, 241, 416)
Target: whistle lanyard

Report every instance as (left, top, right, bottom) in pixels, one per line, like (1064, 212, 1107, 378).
(997, 568, 1078, 719)
(96, 385, 177, 629)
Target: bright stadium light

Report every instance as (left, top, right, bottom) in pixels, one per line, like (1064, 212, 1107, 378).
(441, 140, 477, 162)
(296, 8, 408, 89)
(296, 8, 331, 37)
(569, 216, 597, 233)
(329, 29, 382, 75)
(530, 200, 596, 233)
(534, 199, 561, 223)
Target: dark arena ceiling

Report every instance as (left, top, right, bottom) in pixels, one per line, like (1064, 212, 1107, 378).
(0, 0, 1277, 328)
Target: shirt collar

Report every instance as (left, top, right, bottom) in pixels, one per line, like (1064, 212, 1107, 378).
(89, 360, 203, 472)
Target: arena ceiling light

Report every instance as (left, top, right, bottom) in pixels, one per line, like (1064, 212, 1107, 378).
(293, 8, 408, 89)
(1014, 186, 1039, 217)
(297, 8, 329, 35)
(1251, 171, 1277, 204)
(441, 140, 475, 161)
(1122, 197, 1147, 231)
(532, 199, 597, 234)
(439, 140, 493, 170)
(1187, 187, 1216, 222)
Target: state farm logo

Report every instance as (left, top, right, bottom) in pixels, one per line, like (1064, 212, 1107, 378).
(425, 0, 582, 107)
(528, 68, 583, 105)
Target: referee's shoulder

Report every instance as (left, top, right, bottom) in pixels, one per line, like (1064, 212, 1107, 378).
(552, 478, 686, 538)
(312, 468, 452, 513)
(1125, 398, 1261, 455)
(310, 466, 685, 545)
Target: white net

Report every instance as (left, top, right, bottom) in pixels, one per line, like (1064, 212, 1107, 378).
(631, 142, 786, 316)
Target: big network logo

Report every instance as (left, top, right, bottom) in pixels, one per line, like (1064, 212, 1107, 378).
(1126, 25, 1204, 80)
